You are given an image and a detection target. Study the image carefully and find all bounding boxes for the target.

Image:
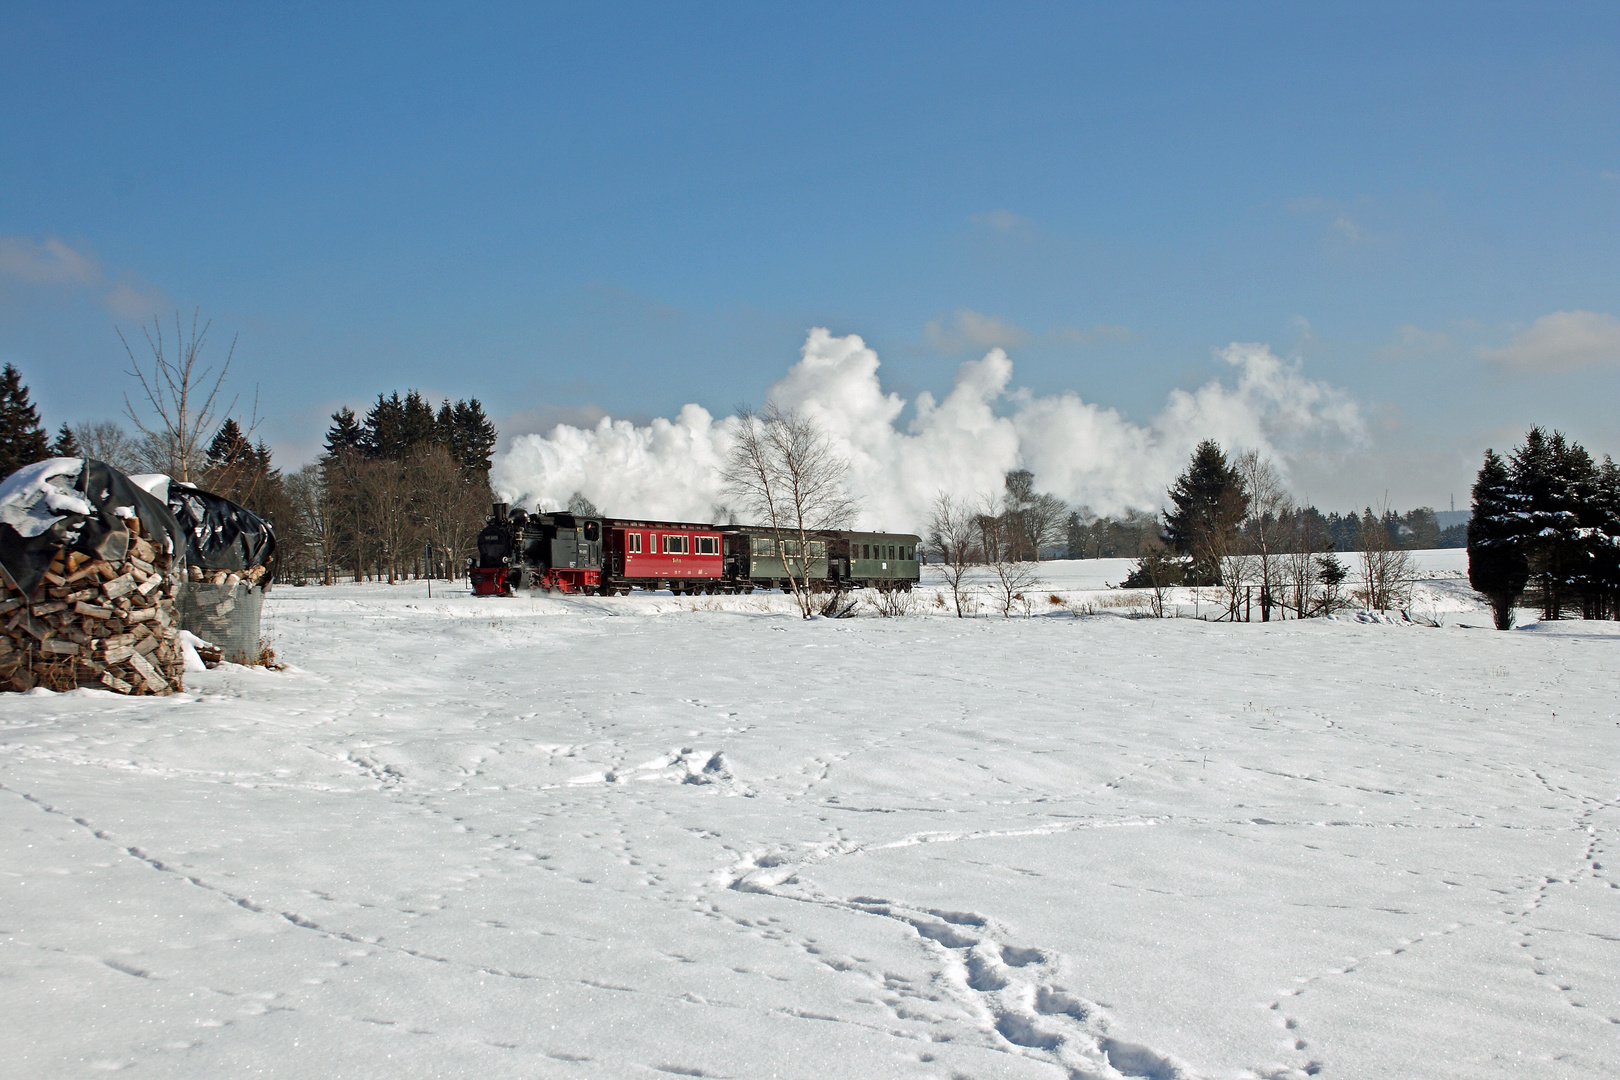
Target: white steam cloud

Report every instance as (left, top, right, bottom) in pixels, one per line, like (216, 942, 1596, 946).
(493, 329, 1365, 531)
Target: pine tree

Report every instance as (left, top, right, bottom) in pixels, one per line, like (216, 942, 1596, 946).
(206, 418, 254, 470)
(362, 390, 441, 460)
(51, 423, 82, 458)
(363, 393, 409, 459)
(448, 399, 497, 479)
(1162, 439, 1249, 585)
(0, 364, 51, 477)
(324, 407, 365, 456)
(1588, 456, 1620, 619)
(1511, 428, 1595, 620)
(1467, 449, 1529, 630)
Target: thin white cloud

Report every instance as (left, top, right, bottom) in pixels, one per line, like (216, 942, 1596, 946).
(1375, 324, 1453, 360)
(0, 234, 171, 318)
(1286, 197, 1384, 247)
(1052, 323, 1133, 345)
(925, 308, 1030, 351)
(1479, 310, 1620, 372)
(1331, 215, 1365, 243)
(103, 277, 171, 319)
(0, 235, 100, 285)
(969, 208, 1032, 235)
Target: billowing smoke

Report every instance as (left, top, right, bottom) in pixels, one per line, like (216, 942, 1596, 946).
(493, 328, 1364, 531)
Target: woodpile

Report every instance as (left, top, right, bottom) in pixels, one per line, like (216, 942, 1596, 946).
(187, 564, 269, 588)
(179, 566, 268, 666)
(0, 517, 183, 695)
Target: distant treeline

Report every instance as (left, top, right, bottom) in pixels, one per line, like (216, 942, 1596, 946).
(1064, 503, 1459, 561)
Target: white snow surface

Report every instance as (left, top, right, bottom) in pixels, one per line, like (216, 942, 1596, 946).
(3, 553, 1617, 1079)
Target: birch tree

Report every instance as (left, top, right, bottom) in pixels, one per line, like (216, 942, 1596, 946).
(720, 403, 856, 618)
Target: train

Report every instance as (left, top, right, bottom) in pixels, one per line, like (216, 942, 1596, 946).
(469, 503, 921, 597)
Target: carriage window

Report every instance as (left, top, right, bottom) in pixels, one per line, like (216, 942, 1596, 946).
(696, 535, 718, 555)
(810, 541, 826, 558)
(861, 544, 870, 559)
(627, 532, 641, 553)
(664, 534, 688, 554)
(584, 521, 600, 541)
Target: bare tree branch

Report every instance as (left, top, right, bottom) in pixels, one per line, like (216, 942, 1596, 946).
(720, 402, 856, 617)
(120, 309, 240, 482)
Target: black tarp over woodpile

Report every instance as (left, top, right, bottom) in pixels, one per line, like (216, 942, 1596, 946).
(159, 480, 277, 583)
(0, 459, 186, 693)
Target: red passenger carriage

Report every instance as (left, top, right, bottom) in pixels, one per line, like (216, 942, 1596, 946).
(602, 519, 724, 595)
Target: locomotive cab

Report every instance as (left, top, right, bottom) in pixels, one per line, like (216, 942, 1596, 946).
(541, 514, 603, 572)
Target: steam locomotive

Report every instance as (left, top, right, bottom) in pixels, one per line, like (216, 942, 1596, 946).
(469, 503, 921, 597)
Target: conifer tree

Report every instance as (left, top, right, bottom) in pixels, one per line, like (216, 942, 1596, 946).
(324, 407, 365, 456)
(51, 423, 82, 458)
(0, 364, 51, 477)
(206, 417, 254, 469)
(1467, 449, 1529, 630)
(446, 399, 497, 480)
(1162, 439, 1249, 585)
(1510, 428, 1595, 619)
(1589, 455, 1620, 619)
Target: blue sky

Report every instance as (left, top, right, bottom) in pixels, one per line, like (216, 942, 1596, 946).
(2, 2, 1617, 510)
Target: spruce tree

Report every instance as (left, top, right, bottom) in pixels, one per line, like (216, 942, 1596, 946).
(1510, 428, 1595, 619)
(0, 363, 51, 477)
(206, 418, 254, 469)
(1590, 456, 1620, 619)
(449, 399, 497, 480)
(324, 407, 365, 456)
(363, 393, 409, 458)
(1162, 439, 1248, 585)
(51, 423, 82, 458)
(1467, 449, 1529, 630)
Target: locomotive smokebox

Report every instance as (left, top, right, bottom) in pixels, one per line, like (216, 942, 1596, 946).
(492, 501, 509, 521)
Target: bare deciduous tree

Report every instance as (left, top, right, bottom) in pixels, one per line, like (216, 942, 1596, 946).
(285, 462, 340, 585)
(1235, 450, 1291, 621)
(1001, 469, 1069, 560)
(1357, 503, 1413, 611)
(1281, 509, 1333, 617)
(720, 403, 856, 618)
(411, 445, 489, 580)
(926, 492, 981, 618)
(981, 497, 1041, 617)
(70, 420, 143, 473)
(120, 311, 244, 482)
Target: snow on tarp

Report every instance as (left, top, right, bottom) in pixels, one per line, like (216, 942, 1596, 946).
(131, 475, 277, 580)
(0, 458, 182, 596)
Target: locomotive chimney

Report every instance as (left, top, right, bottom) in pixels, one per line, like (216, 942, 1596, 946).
(492, 501, 509, 521)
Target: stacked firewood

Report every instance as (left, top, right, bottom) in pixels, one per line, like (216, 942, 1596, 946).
(0, 519, 183, 695)
(187, 564, 269, 587)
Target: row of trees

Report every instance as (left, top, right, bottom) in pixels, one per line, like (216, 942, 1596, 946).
(312, 392, 498, 584)
(1066, 500, 1453, 562)
(1122, 440, 1408, 619)
(1468, 428, 1620, 628)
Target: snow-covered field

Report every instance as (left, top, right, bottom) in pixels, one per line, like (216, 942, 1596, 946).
(3, 553, 1617, 1079)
